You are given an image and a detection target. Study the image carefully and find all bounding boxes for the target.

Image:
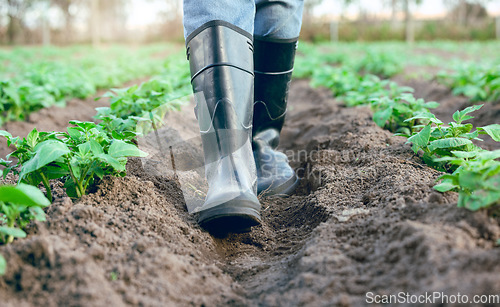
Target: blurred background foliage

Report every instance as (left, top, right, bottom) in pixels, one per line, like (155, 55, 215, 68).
(0, 0, 499, 45)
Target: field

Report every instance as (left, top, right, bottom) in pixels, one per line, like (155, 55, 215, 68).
(0, 41, 499, 306)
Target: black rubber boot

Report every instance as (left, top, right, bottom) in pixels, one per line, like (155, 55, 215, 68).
(252, 37, 299, 197)
(186, 21, 261, 235)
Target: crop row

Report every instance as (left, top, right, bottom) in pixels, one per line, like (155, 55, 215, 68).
(297, 41, 500, 100)
(0, 44, 175, 126)
(295, 45, 500, 213)
(437, 63, 500, 104)
(0, 51, 191, 275)
(0, 44, 171, 78)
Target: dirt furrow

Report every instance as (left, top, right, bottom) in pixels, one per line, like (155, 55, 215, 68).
(1, 79, 499, 306)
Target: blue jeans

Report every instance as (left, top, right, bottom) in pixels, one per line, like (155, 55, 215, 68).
(183, 0, 304, 40)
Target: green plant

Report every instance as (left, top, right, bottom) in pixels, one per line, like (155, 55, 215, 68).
(371, 93, 439, 134)
(94, 59, 191, 140)
(437, 64, 500, 103)
(343, 78, 413, 107)
(0, 128, 62, 202)
(0, 44, 173, 125)
(293, 42, 500, 213)
(96, 59, 190, 121)
(93, 107, 139, 143)
(62, 120, 149, 198)
(311, 66, 360, 96)
(1, 121, 148, 199)
(404, 105, 499, 172)
(355, 50, 403, 78)
(434, 150, 500, 211)
(0, 184, 50, 244)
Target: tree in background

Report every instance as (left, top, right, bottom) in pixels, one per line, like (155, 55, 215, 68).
(303, 0, 324, 22)
(5, 0, 35, 44)
(96, 0, 128, 43)
(382, 0, 422, 43)
(52, 0, 79, 43)
(159, 0, 183, 41)
(403, 0, 423, 43)
(444, 0, 490, 26)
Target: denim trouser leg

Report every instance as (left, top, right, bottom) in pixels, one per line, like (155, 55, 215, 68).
(254, 0, 304, 40)
(182, 0, 255, 39)
(183, 0, 304, 40)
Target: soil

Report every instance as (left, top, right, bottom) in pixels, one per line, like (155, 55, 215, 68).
(1, 78, 500, 306)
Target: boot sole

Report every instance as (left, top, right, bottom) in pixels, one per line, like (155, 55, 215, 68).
(198, 200, 261, 236)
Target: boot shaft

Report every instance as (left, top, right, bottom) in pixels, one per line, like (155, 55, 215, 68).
(185, 21, 261, 232)
(253, 37, 298, 139)
(186, 21, 255, 159)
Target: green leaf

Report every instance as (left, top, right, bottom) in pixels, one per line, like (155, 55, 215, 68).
(480, 124, 500, 142)
(373, 107, 393, 128)
(78, 142, 91, 155)
(451, 151, 478, 159)
(96, 153, 125, 172)
(0, 130, 12, 139)
(67, 127, 83, 140)
(434, 181, 457, 192)
(69, 120, 97, 131)
(69, 157, 82, 180)
(424, 101, 440, 109)
(19, 141, 70, 181)
(484, 175, 500, 192)
(0, 184, 50, 207)
(428, 137, 473, 153)
(90, 139, 104, 155)
(461, 104, 483, 115)
(461, 130, 480, 140)
(477, 150, 500, 161)
(460, 189, 500, 211)
(458, 170, 483, 190)
(26, 128, 39, 148)
(407, 125, 431, 148)
(433, 156, 463, 164)
(108, 140, 148, 158)
(92, 166, 105, 179)
(4, 85, 21, 106)
(453, 104, 483, 123)
(44, 166, 69, 180)
(63, 178, 78, 198)
(405, 112, 443, 124)
(0, 226, 27, 238)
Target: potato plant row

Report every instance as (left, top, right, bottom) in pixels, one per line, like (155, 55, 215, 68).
(0, 44, 175, 126)
(0, 51, 191, 275)
(297, 41, 500, 99)
(437, 64, 500, 104)
(295, 45, 500, 213)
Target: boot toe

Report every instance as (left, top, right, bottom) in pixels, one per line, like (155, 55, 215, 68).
(257, 170, 299, 197)
(198, 198, 261, 236)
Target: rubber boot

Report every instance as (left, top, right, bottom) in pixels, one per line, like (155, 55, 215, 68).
(186, 21, 261, 234)
(252, 37, 299, 197)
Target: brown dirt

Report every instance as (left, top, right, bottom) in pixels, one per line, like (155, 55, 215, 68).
(1, 80, 500, 306)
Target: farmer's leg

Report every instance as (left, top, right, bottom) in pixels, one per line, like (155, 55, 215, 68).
(183, 0, 260, 235)
(252, 0, 304, 196)
(183, 0, 255, 39)
(254, 0, 304, 40)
